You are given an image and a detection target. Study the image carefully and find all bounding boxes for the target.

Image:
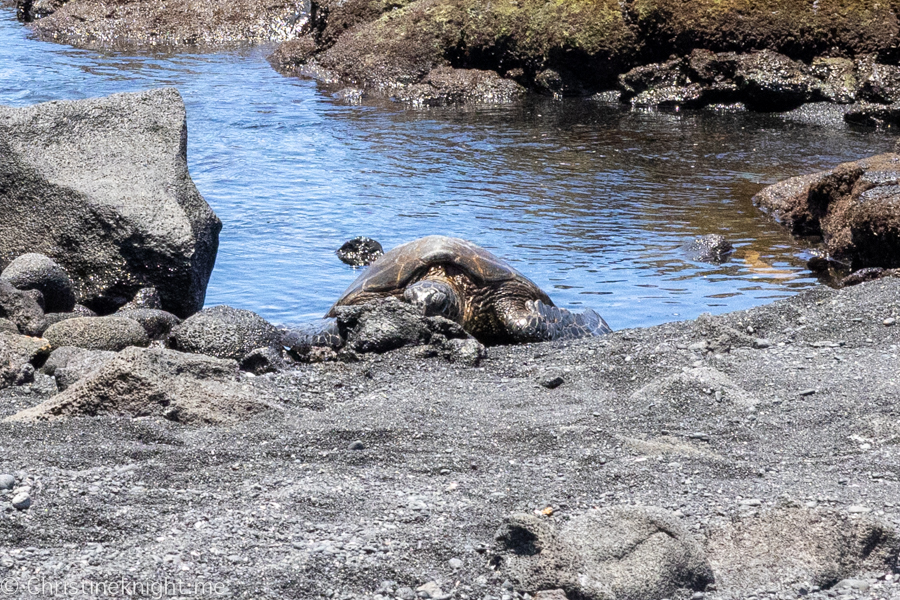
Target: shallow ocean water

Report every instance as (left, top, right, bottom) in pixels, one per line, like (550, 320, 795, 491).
(1, 9, 897, 330)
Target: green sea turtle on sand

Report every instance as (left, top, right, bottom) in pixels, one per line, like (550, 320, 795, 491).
(324, 235, 611, 345)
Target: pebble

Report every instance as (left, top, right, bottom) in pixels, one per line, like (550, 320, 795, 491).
(884, 318, 896, 326)
(0, 474, 15, 491)
(397, 587, 416, 600)
(348, 440, 365, 451)
(539, 375, 564, 390)
(753, 338, 772, 349)
(847, 505, 871, 514)
(798, 389, 817, 397)
(449, 557, 463, 569)
(740, 498, 762, 507)
(416, 581, 444, 599)
(11, 492, 31, 510)
(835, 579, 870, 592)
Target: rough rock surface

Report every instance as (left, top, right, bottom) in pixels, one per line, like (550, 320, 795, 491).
(0, 88, 221, 317)
(22, 0, 307, 48)
(1, 276, 900, 598)
(8, 346, 275, 424)
(681, 234, 734, 263)
(0, 279, 46, 337)
(268, 0, 900, 106)
(336, 236, 384, 267)
(42, 316, 150, 351)
(753, 153, 900, 270)
(40, 346, 116, 391)
(0, 253, 76, 313)
(168, 305, 281, 361)
(495, 506, 713, 599)
(117, 308, 181, 340)
(707, 508, 900, 592)
(0, 333, 50, 388)
(117, 287, 163, 312)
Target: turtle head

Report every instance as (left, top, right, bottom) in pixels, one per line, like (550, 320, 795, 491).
(403, 279, 462, 322)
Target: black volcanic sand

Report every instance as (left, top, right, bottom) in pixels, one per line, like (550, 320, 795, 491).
(1, 278, 899, 599)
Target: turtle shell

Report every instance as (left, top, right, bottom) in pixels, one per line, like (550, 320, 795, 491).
(328, 236, 535, 314)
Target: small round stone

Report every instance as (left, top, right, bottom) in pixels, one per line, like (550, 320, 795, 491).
(348, 440, 365, 451)
(11, 493, 31, 510)
(449, 557, 463, 569)
(884, 317, 896, 326)
(0, 475, 15, 490)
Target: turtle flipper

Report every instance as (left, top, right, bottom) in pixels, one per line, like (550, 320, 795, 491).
(280, 318, 344, 352)
(504, 300, 612, 343)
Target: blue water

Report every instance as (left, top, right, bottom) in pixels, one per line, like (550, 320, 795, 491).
(2, 9, 897, 330)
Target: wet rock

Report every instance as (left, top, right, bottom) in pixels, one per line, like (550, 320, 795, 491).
(41, 346, 117, 391)
(118, 287, 163, 312)
(706, 508, 900, 593)
(857, 61, 900, 105)
(168, 305, 281, 362)
(334, 298, 471, 354)
(495, 506, 713, 600)
(392, 67, 526, 107)
(0, 280, 47, 337)
(239, 347, 285, 375)
(0, 89, 221, 318)
(8, 347, 274, 425)
(29, 0, 305, 48)
(844, 100, 900, 127)
(810, 57, 859, 104)
(0, 253, 76, 313)
(753, 153, 900, 269)
(840, 267, 900, 287)
(0, 332, 51, 389)
(337, 237, 384, 267)
(681, 234, 734, 263)
(15, 0, 69, 22)
(42, 316, 149, 351)
(117, 309, 181, 340)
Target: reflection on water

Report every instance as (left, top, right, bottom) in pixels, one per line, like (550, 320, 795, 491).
(1, 10, 897, 330)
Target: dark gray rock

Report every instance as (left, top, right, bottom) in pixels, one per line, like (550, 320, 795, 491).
(495, 506, 713, 600)
(0, 332, 51, 389)
(168, 305, 281, 362)
(0, 475, 14, 490)
(0, 319, 16, 335)
(42, 305, 97, 328)
(42, 316, 150, 351)
(681, 234, 735, 263)
(337, 237, 383, 267)
(117, 308, 181, 340)
(118, 287, 163, 311)
(335, 297, 471, 354)
(8, 346, 275, 425)
(753, 153, 900, 269)
(41, 346, 117, 391)
(0, 253, 76, 313)
(0, 88, 221, 318)
(0, 279, 46, 336)
(239, 346, 285, 375)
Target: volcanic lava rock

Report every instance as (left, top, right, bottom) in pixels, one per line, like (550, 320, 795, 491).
(336, 237, 384, 267)
(753, 153, 900, 270)
(118, 287, 163, 312)
(0, 332, 51, 389)
(681, 234, 735, 263)
(42, 316, 150, 351)
(7, 346, 273, 425)
(495, 506, 713, 600)
(117, 308, 181, 340)
(0, 280, 47, 336)
(168, 305, 281, 362)
(0, 253, 76, 313)
(0, 88, 221, 318)
(41, 346, 116, 391)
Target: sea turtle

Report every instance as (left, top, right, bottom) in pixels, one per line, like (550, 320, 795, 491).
(325, 236, 611, 345)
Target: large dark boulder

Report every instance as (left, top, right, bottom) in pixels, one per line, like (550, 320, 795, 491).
(753, 153, 900, 270)
(0, 253, 76, 313)
(0, 88, 221, 318)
